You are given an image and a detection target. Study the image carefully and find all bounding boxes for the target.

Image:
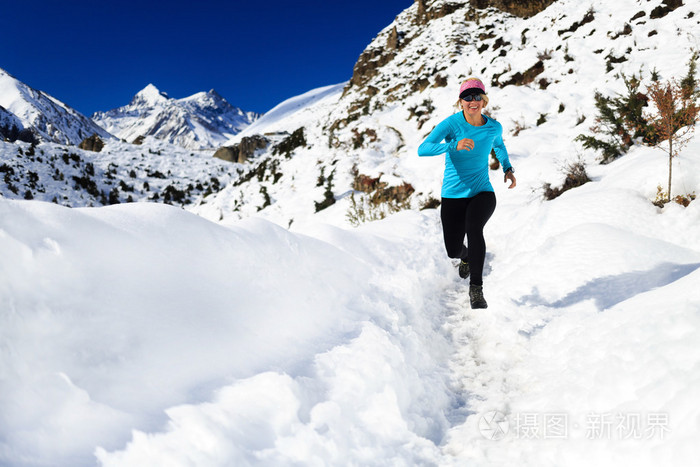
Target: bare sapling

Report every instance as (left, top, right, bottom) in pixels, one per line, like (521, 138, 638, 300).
(645, 78, 699, 203)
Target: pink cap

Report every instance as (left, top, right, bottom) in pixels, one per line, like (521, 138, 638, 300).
(459, 80, 486, 96)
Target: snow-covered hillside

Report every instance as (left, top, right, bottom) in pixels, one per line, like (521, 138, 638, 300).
(192, 0, 700, 228)
(0, 138, 234, 208)
(1, 0, 700, 465)
(0, 68, 113, 145)
(92, 84, 260, 149)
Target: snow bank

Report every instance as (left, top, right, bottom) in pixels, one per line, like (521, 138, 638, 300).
(0, 200, 457, 466)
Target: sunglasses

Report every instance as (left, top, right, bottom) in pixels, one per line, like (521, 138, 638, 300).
(461, 94, 483, 102)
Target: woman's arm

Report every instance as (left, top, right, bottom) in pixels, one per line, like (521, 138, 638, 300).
(417, 119, 457, 157)
(493, 131, 516, 188)
(492, 131, 513, 172)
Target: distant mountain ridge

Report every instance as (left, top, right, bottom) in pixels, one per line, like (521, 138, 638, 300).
(92, 84, 261, 149)
(0, 68, 113, 145)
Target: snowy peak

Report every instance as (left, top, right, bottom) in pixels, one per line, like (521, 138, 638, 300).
(180, 88, 236, 114)
(181, 89, 222, 103)
(130, 83, 170, 107)
(93, 86, 260, 149)
(0, 67, 113, 145)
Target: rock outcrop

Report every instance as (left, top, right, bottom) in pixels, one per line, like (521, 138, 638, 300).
(470, 0, 557, 18)
(78, 133, 105, 152)
(213, 135, 269, 163)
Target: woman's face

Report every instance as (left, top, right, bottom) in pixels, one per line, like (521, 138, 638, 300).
(460, 95, 485, 117)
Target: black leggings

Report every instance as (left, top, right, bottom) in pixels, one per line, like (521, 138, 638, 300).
(440, 192, 497, 286)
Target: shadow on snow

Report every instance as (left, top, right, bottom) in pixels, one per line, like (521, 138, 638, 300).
(516, 262, 700, 312)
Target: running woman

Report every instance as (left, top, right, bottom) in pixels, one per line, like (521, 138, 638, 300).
(418, 77, 516, 309)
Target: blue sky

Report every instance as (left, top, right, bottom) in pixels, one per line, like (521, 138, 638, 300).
(2, 0, 412, 116)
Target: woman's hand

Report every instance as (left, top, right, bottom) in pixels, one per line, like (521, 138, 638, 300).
(456, 138, 475, 151)
(504, 171, 517, 189)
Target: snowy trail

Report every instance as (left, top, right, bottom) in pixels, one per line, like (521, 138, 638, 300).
(87, 205, 536, 466)
(441, 265, 700, 465)
(432, 184, 700, 466)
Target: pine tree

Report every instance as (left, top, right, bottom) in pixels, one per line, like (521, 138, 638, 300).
(576, 73, 652, 163)
(680, 51, 699, 100)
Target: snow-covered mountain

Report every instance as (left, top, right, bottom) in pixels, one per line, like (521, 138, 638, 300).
(92, 84, 260, 149)
(0, 68, 113, 145)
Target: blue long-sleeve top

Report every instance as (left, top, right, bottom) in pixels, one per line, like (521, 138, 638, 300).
(418, 112, 512, 198)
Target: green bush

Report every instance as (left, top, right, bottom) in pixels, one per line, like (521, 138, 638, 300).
(576, 73, 654, 163)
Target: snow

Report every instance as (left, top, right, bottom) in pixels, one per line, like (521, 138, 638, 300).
(2, 0, 700, 465)
(0, 68, 32, 120)
(2, 137, 700, 465)
(0, 200, 454, 466)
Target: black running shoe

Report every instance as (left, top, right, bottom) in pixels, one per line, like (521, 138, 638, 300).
(469, 284, 488, 309)
(458, 260, 470, 279)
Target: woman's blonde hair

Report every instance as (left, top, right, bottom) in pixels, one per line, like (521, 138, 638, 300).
(456, 77, 489, 107)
